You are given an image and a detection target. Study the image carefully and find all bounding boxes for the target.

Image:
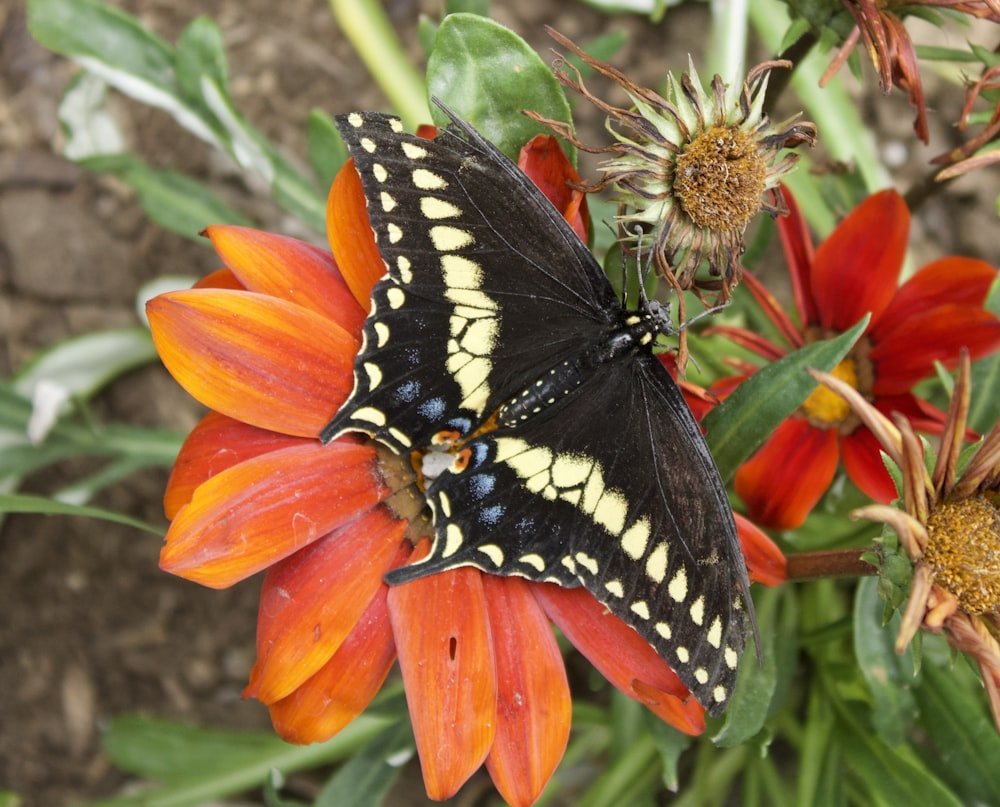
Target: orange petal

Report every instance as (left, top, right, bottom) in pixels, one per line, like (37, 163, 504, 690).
(247, 508, 409, 703)
(164, 412, 308, 519)
(327, 159, 385, 310)
(734, 514, 787, 586)
(387, 544, 497, 800)
(482, 576, 570, 807)
(265, 545, 408, 743)
(147, 289, 357, 437)
(160, 441, 387, 587)
(194, 268, 246, 290)
(533, 584, 706, 735)
(735, 418, 839, 531)
(810, 190, 908, 334)
(518, 135, 589, 241)
(205, 225, 366, 336)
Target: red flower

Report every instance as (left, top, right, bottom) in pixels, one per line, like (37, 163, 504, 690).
(714, 188, 1000, 531)
(148, 129, 783, 805)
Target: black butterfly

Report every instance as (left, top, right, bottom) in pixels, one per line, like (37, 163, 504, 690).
(322, 101, 756, 715)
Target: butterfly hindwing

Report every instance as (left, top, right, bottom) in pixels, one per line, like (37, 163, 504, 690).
(387, 352, 746, 714)
(324, 110, 618, 450)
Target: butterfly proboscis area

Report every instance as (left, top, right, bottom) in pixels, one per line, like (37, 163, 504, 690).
(322, 102, 757, 715)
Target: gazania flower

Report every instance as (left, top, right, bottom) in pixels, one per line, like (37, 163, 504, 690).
(817, 354, 1000, 731)
(821, 0, 1000, 143)
(147, 128, 787, 805)
(534, 27, 815, 304)
(712, 187, 1000, 531)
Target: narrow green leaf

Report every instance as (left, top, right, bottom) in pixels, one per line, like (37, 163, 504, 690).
(646, 716, 692, 792)
(175, 16, 230, 113)
(314, 720, 414, 807)
(702, 316, 869, 482)
(969, 351, 1000, 435)
(13, 328, 157, 401)
(0, 493, 163, 535)
(426, 14, 574, 162)
(852, 577, 917, 746)
(714, 586, 781, 747)
(307, 108, 347, 191)
(914, 661, 1000, 804)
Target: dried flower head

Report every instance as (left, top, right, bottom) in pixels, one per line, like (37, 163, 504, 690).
(816, 354, 1000, 731)
(533, 27, 815, 305)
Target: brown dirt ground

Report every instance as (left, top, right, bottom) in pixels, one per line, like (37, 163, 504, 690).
(2, 1, 998, 805)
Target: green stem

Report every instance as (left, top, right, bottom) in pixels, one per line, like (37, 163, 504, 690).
(328, 0, 429, 128)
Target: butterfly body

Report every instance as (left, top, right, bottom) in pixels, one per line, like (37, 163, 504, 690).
(323, 103, 754, 715)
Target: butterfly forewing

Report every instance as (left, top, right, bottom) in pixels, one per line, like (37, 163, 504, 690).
(324, 104, 755, 716)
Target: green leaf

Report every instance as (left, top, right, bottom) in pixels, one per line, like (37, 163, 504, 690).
(714, 586, 782, 747)
(969, 351, 1000, 435)
(314, 720, 414, 807)
(175, 16, 229, 114)
(13, 328, 157, 402)
(702, 315, 869, 482)
(852, 577, 917, 746)
(426, 14, 574, 162)
(77, 153, 252, 239)
(646, 717, 691, 792)
(57, 72, 126, 160)
(0, 493, 163, 534)
(829, 690, 964, 807)
(914, 661, 1000, 804)
(307, 108, 347, 191)
(93, 713, 394, 807)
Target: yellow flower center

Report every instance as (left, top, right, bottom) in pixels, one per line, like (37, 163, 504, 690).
(924, 497, 1000, 615)
(673, 125, 767, 230)
(800, 358, 858, 427)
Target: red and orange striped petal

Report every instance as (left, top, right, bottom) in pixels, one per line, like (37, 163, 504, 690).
(160, 441, 387, 587)
(265, 564, 404, 743)
(482, 576, 571, 807)
(388, 544, 497, 800)
(164, 411, 308, 518)
(740, 270, 805, 350)
(533, 584, 706, 736)
(247, 508, 409, 704)
(194, 267, 246, 290)
(810, 190, 908, 333)
(870, 306, 1000, 395)
(735, 418, 839, 531)
(327, 159, 385, 310)
(518, 134, 589, 241)
(205, 225, 366, 336)
(840, 425, 899, 503)
(734, 514, 787, 586)
(147, 289, 356, 437)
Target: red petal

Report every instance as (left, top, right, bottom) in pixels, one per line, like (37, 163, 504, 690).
(870, 307, 1000, 394)
(205, 226, 366, 336)
(147, 289, 356, 437)
(327, 159, 385, 310)
(533, 584, 706, 736)
(734, 514, 787, 586)
(518, 135, 589, 241)
(735, 418, 839, 531)
(872, 257, 998, 334)
(265, 552, 406, 743)
(741, 270, 805, 350)
(810, 190, 908, 333)
(247, 508, 409, 703)
(164, 412, 307, 519)
(160, 441, 388, 587)
(840, 426, 899, 503)
(387, 545, 497, 800)
(776, 185, 820, 328)
(483, 576, 570, 807)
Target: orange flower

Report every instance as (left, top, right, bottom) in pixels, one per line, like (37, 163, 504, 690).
(712, 188, 1000, 531)
(148, 131, 782, 805)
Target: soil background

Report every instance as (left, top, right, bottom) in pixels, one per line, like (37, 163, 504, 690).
(1, 1, 998, 805)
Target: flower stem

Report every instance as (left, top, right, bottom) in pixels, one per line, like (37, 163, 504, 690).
(785, 548, 876, 581)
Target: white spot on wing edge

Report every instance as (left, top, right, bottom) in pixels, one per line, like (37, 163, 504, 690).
(478, 544, 504, 567)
